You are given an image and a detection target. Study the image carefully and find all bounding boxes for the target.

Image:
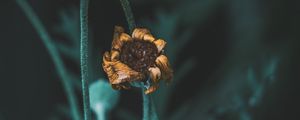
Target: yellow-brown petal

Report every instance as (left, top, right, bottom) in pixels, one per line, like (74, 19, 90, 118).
(148, 67, 161, 83)
(103, 52, 120, 84)
(102, 52, 116, 84)
(145, 84, 159, 94)
(110, 50, 120, 61)
(153, 39, 167, 53)
(112, 26, 125, 51)
(132, 28, 150, 40)
(103, 51, 111, 61)
(102, 52, 112, 70)
(143, 34, 155, 42)
(119, 33, 132, 42)
(109, 61, 144, 84)
(155, 55, 173, 82)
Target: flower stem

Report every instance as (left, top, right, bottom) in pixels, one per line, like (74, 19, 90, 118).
(119, 1, 158, 119)
(119, 0, 136, 32)
(142, 87, 159, 120)
(16, 0, 81, 120)
(80, 0, 91, 120)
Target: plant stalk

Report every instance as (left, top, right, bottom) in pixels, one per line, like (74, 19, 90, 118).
(80, 0, 91, 120)
(119, 0, 136, 32)
(142, 88, 159, 120)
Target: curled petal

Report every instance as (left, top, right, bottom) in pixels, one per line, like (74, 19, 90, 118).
(103, 51, 111, 61)
(145, 84, 159, 94)
(105, 60, 144, 85)
(103, 52, 116, 84)
(155, 55, 173, 82)
(132, 28, 150, 40)
(102, 52, 112, 70)
(119, 33, 132, 42)
(112, 26, 125, 51)
(143, 34, 155, 42)
(148, 67, 161, 83)
(102, 52, 136, 86)
(153, 39, 167, 53)
(110, 50, 120, 61)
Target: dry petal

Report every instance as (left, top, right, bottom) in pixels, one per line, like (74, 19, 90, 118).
(155, 55, 173, 82)
(102, 52, 144, 85)
(153, 39, 166, 53)
(132, 28, 150, 40)
(112, 26, 125, 51)
(109, 61, 144, 84)
(102, 52, 112, 70)
(102, 52, 116, 84)
(143, 34, 155, 42)
(148, 67, 161, 83)
(145, 84, 159, 94)
(110, 50, 120, 61)
(119, 33, 132, 42)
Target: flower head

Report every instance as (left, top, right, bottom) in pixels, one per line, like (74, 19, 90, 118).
(102, 26, 173, 94)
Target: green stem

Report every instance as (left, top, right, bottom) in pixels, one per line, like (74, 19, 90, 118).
(80, 0, 91, 120)
(16, 0, 81, 120)
(119, 0, 136, 32)
(142, 88, 159, 120)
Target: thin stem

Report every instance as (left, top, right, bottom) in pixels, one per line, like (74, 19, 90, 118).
(119, 0, 136, 32)
(142, 88, 159, 120)
(16, 0, 81, 120)
(80, 0, 91, 120)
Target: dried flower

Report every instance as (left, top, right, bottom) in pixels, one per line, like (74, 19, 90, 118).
(102, 26, 173, 94)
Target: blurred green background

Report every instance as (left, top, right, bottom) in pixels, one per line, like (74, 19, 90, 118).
(0, 0, 300, 120)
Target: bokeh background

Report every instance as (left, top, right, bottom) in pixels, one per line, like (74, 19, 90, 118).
(1, 0, 300, 120)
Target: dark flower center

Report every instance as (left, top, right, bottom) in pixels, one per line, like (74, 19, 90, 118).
(120, 40, 158, 74)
